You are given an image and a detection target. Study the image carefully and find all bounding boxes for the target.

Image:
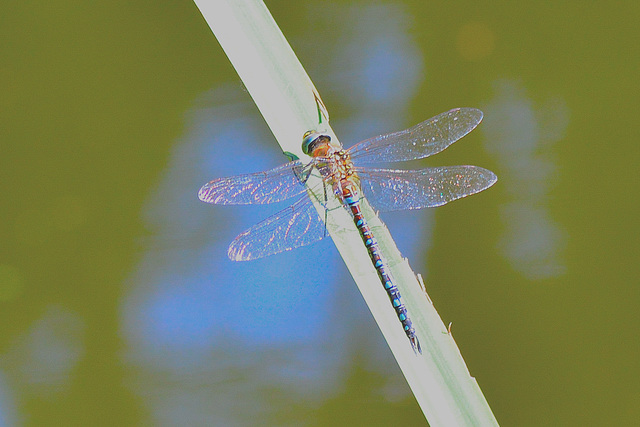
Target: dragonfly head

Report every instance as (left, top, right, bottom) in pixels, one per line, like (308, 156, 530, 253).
(302, 131, 333, 157)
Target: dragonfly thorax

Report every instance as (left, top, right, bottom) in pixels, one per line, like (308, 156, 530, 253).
(331, 149, 356, 180)
(323, 149, 359, 197)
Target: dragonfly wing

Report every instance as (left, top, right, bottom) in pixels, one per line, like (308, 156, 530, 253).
(348, 108, 483, 164)
(199, 160, 312, 205)
(228, 195, 329, 261)
(356, 166, 497, 211)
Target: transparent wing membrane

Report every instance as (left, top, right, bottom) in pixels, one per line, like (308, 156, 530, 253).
(227, 195, 328, 261)
(347, 108, 483, 164)
(356, 166, 498, 211)
(198, 161, 311, 205)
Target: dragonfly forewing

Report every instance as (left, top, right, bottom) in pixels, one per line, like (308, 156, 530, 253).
(356, 165, 497, 211)
(347, 108, 483, 164)
(198, 160, 312, 205)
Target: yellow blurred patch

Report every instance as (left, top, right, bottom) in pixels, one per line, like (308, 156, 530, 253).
(457, 22, 496, 61)
(0, 264, 24, 302)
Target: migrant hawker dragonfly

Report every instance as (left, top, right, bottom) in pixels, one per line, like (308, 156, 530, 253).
(198, 108, 497, 352)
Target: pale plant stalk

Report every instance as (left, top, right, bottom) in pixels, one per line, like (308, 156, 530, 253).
(192, 0, 498, 425)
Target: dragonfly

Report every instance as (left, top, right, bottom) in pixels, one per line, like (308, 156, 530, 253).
(198, 108, 497, 354)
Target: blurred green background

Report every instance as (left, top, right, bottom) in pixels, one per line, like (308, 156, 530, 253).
(1, 0, 638, 426)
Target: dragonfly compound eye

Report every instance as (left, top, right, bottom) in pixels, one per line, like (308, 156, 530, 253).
(302, 131, 331, 155)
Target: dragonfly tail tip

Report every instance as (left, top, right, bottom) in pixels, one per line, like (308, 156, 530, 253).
(411, 336, 422, 355)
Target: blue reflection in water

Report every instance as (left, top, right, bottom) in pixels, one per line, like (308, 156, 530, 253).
(482, 80, 568, 280)
(0, 305, 83, 423)
(125, 110, 340, 359)
(0, 371, 17, 426)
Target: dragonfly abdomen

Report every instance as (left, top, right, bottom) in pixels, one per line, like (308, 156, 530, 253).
(341, 182, 422, 354)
